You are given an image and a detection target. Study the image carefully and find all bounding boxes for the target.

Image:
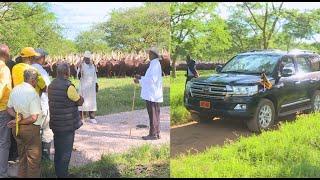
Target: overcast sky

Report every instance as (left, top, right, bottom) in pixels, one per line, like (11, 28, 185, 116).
(48, 2, 320, 41)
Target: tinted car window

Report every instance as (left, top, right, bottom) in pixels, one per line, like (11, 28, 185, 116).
(221, 54, 281, 75)
(279, 57, 295, 74)
(308, 55, 320, 72)
(296, 56, 311, 73)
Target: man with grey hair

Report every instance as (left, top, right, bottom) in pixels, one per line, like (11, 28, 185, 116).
(48, 63, 84, 178)
(6, 69, 43, 178)
(32, 48, 53, 161)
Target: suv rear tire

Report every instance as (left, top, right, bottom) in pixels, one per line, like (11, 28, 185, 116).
(246, 99, 275, 132)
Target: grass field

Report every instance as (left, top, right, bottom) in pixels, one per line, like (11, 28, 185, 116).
(70, 76, 170, 116)
(41, 144, 169, 178)
(171, 113, 320, 178)
(170, 70, 214, 126)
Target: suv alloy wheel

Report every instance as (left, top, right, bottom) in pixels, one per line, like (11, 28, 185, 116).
(246, 99, 275, 132)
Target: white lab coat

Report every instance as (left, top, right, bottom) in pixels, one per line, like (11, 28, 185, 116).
(139, 58, 163, 103)
(77, 62, 98, 111)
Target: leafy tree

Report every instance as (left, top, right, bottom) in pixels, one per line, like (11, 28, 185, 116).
(170, 2, 231, 77)
(0, 2, 77, 56)
(99, 2, 170, 53)
(75, 28, 111, 53)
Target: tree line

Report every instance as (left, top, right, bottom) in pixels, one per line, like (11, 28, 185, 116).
(171, 2, 320, 77)
(0, 2, 170, 57)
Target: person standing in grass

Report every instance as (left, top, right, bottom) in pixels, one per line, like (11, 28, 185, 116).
(48, 63, 84, 178)
(185, 54, 199, 85)
(6, 69, 43, 178)
(0, 44, 13, 178)
(77, 51, 98, 124)
(32, 48, 53, 161)
(134, 47, 163, 140)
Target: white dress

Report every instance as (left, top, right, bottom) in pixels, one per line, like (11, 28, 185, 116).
(78, 63, 98, 111)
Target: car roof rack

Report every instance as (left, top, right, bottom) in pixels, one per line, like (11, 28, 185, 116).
(288, 49, 317, 54)
(240, 49, 283, 53)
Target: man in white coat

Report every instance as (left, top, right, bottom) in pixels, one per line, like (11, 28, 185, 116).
(32, 48, 53, 160)
(134, 47, 163, 140)
(77, 51, 98, 124)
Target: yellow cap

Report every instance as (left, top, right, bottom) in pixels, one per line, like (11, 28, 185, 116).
(20, 47, 40, 57)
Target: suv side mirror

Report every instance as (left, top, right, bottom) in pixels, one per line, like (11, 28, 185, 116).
(215, 65, 223, 73)
(282, 65, 295, 77)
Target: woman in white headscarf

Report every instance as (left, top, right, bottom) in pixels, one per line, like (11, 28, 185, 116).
(77, 51, 98, 124)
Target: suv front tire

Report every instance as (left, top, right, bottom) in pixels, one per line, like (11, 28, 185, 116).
(246, 99, 275, 132)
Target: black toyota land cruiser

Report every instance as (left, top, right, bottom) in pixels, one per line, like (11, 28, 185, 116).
(184, 49, 320, 132)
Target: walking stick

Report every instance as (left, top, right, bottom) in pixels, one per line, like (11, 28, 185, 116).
(129, 83, 137, 138)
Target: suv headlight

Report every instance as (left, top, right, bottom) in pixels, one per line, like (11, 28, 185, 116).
(232, 85, 258, 96)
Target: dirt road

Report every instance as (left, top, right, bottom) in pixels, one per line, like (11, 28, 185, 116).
(171, 115, 296, 158)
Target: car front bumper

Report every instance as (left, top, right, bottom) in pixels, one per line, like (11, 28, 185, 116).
(184, 95, 259, 119)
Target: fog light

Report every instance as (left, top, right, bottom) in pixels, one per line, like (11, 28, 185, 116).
(234, 104, 247, 110)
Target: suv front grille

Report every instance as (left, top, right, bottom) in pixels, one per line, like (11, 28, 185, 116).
(190, 82, 231, 100)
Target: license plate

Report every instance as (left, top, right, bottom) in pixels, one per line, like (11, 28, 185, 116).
(200, 101, 210, 109)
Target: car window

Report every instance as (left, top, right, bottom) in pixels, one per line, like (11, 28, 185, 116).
(296, 56, 311, 73)
(279, 57, 295, 74)
(221, 54, 281, 75)
(308, 56, 320, 72)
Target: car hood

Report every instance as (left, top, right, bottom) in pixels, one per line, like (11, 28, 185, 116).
(191, 73, 274, 86)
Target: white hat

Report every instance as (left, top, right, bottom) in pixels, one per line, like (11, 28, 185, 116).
(84, 51, 92, 58)
(149, 47, 160, 58)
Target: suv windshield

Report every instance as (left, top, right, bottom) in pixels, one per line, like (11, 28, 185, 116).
(221, 54, 281, 75)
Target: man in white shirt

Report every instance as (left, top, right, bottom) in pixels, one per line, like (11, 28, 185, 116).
(134, 47, 163, 140)
(6, 69, 43, 178)
(32, 48, 53, 160)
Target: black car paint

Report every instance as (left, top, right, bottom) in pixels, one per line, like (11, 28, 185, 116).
(184, 52, 320, 119)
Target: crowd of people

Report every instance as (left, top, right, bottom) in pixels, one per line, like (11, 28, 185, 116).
(0, 44, 164, 178)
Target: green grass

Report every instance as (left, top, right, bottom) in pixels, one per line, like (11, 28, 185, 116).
(41, 144, 169, 178)
(171, 113, 320, 178)
(69, 76, 170, 116)
(170, 70, 214, 126)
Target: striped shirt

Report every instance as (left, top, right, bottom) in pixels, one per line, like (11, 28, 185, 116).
(7, 82, 43, 126)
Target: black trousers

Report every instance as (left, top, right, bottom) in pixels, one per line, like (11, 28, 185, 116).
(8, 132, 18, 161)
(53, 131, 75, 178)
(146, 101, 160, 137)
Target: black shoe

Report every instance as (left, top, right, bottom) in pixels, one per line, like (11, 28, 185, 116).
(8, 157, 19, 162)
(157, 135, 161, 139)
(142, 135, 158, 140)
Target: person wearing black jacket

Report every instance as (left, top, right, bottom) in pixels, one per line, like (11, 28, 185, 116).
(186, 54, 199, 85)
(48, 63, 84, 178)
